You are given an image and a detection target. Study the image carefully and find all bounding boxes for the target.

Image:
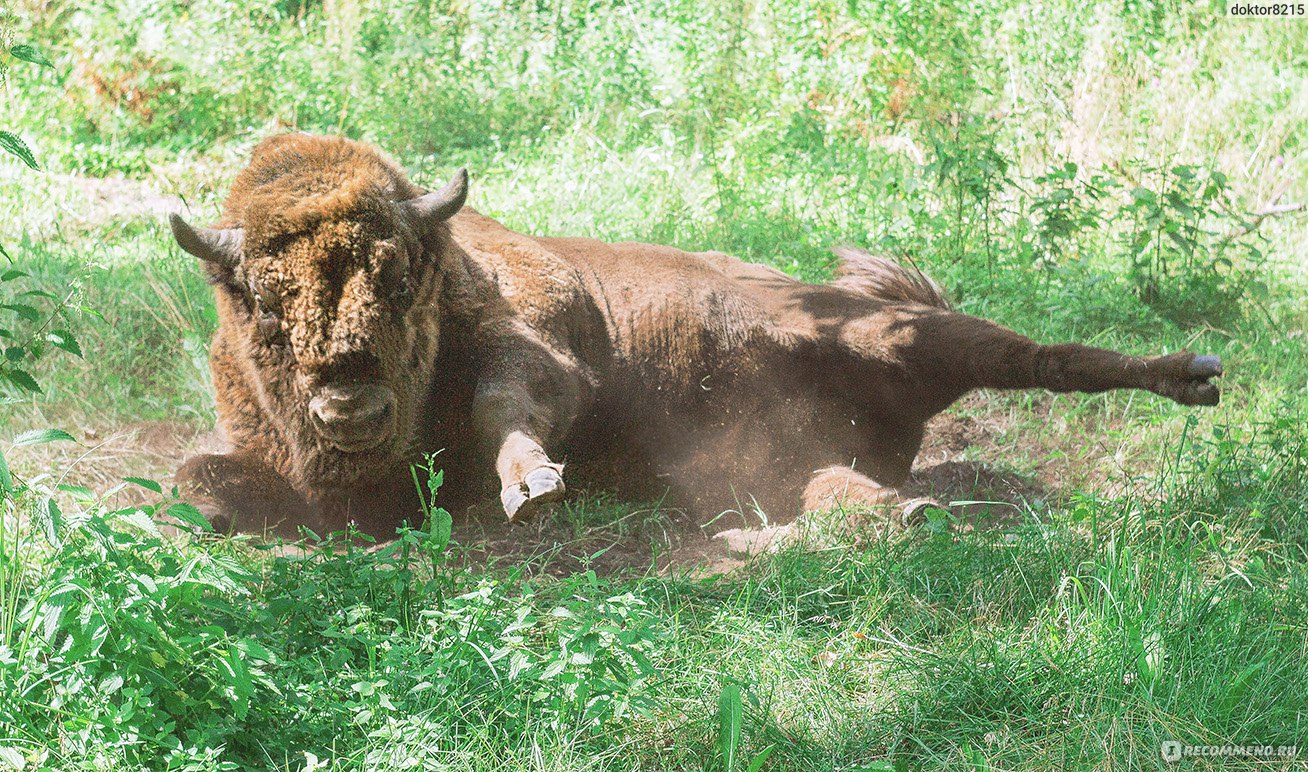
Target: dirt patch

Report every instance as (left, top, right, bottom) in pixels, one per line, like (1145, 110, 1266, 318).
(905, 461, 1052, 531)
(6, 420, 210, 489)
(71, 174, 186, 227)
(11, 391, 1148, 577)
(450, 496, 729, 578)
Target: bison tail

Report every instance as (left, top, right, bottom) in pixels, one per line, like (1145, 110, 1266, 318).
(829, 246, 952, 310)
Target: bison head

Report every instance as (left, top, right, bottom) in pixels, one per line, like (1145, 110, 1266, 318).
(170, 168, 467, 485)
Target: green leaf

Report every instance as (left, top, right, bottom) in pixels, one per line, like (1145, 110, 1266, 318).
(539, 656, 567, 680)
(0, 131, 39, 170)
(0, 243, 10, 262)
(168, 501, 213, 532)
(428, 506, 452, 552)
(1219, 659, 1265, 712)
(0, 447, 11, 494)
(0, 303, 42, 322)
(9, 44, 54, 68)
(56, 483, 94, 500)
(119, 508, 163, 538)
(745, 746, 775, 772)
(13, 428, 75, 445)
(46, 329, 82, 357)
(123, 476, 163, 493)
(237, 637, 275, 663)
(39, 497, 64, 546)
(718, 684, 743, 772)
(620, 641, 657, 676)
(0, 270, 25, 281)
(0, 747, 26, 768)
(3, 368, 41, 393)
(225, 643, 254, 719)
(99, 674, 124, 695)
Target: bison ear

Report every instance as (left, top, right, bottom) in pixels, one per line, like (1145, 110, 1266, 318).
(170, 214, 244, 271)
(399, 168, 468, 231)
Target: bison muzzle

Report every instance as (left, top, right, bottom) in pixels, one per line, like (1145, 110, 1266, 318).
(170, 134, 1223, 539)
(307, 382, 397, 451)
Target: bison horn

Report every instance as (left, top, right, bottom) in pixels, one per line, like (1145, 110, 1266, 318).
(170, 214, 244, 270)
(400, 168, 469, 229)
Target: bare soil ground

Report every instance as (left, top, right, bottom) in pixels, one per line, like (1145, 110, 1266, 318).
(9, 391, 1135, 578)
(72, 174, 187, 226)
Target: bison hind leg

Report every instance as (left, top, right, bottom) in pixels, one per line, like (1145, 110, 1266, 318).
(802, 465, 945, 530)
(176, 453, 314, 539)
(716, 465, 940, 556)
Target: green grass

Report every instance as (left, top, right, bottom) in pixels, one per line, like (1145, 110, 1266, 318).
(1, 0, 1307, 768)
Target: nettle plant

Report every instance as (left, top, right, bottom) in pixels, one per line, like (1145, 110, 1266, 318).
(1025, 161, 1113, 271)
(0, 41, 247, 764)
(1, 39, 85, 487)
(923, 113, 1014, 276)
(1, 40, 84, 402)
(1117, 162, 1268, 326)
(0, 32, 51, 171)
(1, 458, 663, 766)
(1, 39, 90, 533)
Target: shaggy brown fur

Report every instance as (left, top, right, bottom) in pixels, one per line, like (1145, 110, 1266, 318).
(173, 134, 1223, 538)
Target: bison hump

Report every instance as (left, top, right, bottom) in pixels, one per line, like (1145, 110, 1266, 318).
(829, 247, 951, 310)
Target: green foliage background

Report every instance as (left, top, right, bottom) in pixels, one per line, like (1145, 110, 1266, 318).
(0, 0, 1305, 769)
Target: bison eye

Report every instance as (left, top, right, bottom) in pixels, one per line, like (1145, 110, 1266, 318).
(250, 284, 282, 314)
(392, 278, 412, 302)
(256, 310, 283, 343)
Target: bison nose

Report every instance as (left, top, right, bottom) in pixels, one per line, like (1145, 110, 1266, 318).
(308, 383, 397, 451)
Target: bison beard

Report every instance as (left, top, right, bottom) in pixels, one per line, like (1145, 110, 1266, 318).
(171, 134, 1223, 539)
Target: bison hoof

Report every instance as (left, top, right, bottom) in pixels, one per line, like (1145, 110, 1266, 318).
(900, 498, 949, 527)
(501, 467, 567, 521)
(1172, 353, 1223, 406)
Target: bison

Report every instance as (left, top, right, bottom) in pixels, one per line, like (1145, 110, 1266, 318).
(171, 134, 1223, 539)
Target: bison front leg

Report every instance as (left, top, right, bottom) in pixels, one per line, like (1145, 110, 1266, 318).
(176, 452, 314, 538)
(472, 384, 573, 521)
(470, 318, 594, 520)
